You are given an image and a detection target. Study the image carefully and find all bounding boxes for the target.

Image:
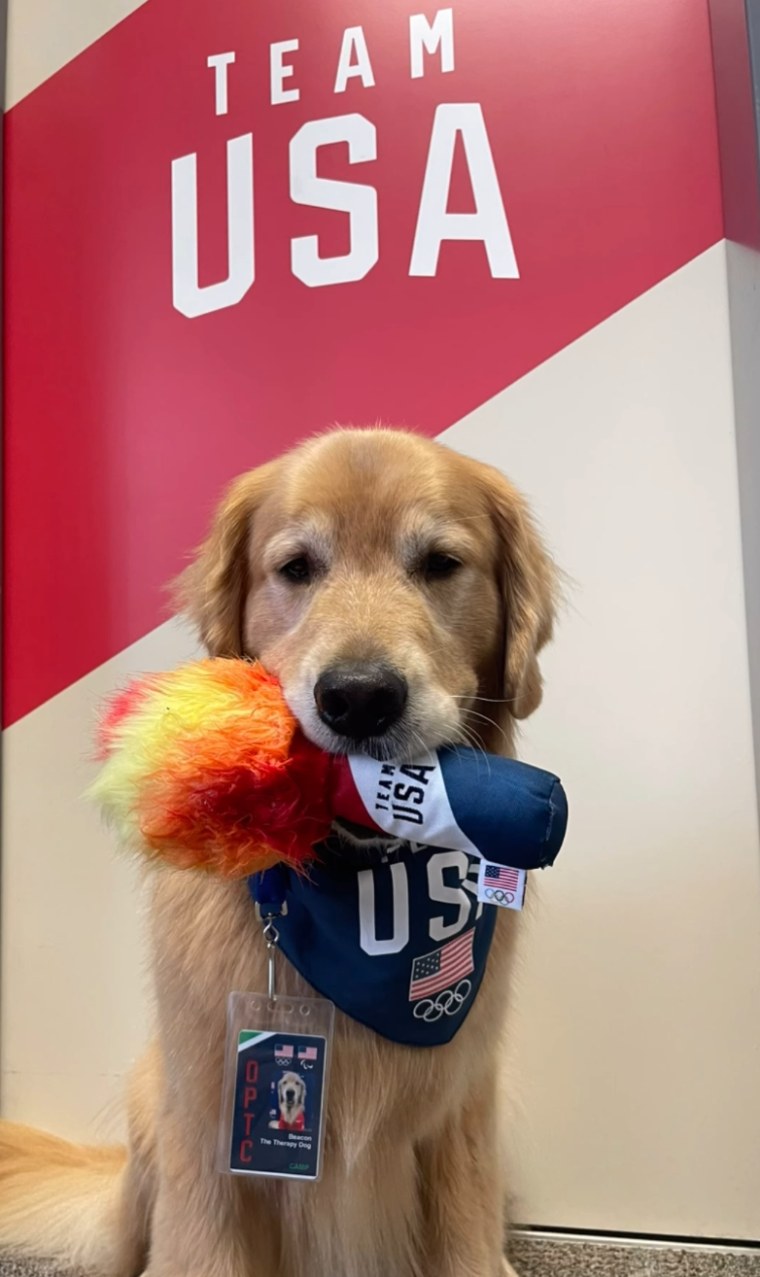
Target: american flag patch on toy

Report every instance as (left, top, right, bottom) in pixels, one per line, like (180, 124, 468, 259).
(476, 861, 527, 911)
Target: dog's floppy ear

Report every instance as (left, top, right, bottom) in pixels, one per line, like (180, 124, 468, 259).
(174, 462, 278, 656)
(480, 464, 558, 720)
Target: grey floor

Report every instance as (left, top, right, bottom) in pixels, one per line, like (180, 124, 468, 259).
(0, 1265, 72, 1277)
(510, 1236, 760, 1276)
(2, 1236, 760, 1276)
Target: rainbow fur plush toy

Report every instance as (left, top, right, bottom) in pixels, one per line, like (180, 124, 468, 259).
(91, 658, 568, 879)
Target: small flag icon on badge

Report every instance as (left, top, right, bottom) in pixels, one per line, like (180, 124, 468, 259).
(298, 1044, 318, 1068)
(275, 1043, 294, 1064)
(477, 861, 527, 910)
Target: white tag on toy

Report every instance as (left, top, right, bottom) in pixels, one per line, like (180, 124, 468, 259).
(347, 753, 480, 853)
(218, 989, 334, 1181)
(476, 860, 527, 910)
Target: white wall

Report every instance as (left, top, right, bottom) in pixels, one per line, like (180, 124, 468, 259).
(443, 243, 760, 1237)
(726, 240, 760, 809)
(1, 619, 199, 1140)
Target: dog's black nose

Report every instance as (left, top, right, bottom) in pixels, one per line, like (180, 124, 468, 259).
(314, 663, 408, 740)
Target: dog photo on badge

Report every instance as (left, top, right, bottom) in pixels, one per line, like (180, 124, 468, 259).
(270, 1072, 308, 1131)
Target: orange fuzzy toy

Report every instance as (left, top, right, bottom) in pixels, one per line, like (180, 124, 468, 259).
(91, 659, 331, 877)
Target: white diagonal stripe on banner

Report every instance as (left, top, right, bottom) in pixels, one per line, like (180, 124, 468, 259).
(6, 0, 149, 108)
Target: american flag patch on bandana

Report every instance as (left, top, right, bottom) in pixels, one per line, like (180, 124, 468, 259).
(408, 930, 475, 1001)
(476, 861, 527, 910)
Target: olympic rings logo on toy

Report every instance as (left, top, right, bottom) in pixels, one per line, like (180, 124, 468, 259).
(412, 979, 472, 1021)
(482, 886, 515, 905)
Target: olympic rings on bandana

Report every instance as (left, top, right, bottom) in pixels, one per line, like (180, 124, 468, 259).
(412, 979, 473, 1022)
(483, 887, 515, 905)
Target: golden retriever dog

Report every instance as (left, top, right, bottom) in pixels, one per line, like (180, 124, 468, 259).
(0, 427, 557, 1277)
(271, 1074, 307, 1133)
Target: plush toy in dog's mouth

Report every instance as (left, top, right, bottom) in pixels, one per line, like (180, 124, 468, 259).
(91, 657, 569, 879)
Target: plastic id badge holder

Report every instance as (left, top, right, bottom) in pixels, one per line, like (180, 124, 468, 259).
(218, 992, 334, 1181)
(218, 888, 334, 1182)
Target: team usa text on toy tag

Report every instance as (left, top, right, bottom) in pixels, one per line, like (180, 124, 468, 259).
(374, 763, 437, 827)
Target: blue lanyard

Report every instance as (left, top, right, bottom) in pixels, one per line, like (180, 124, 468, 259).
(250, 864, 289, 920)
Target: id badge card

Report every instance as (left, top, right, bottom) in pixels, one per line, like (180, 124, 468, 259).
(218, 992, 334, 1181)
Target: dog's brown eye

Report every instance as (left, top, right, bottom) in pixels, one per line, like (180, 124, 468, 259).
(423, 552, 461, 580)
(279, 556, 311, 584)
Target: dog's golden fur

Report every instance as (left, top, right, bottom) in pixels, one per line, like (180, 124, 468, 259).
(0, 428, 557, 1277)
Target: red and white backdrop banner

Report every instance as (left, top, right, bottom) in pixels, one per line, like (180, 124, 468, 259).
(4, 0, 721, 725)
(5, 0, 760, 1240)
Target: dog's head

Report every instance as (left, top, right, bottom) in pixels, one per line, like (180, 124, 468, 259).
(177, 429, 556, 762)
(278, 1071, 306, 1114)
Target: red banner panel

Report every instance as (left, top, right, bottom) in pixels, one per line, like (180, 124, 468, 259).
(3, 0, 722, 724)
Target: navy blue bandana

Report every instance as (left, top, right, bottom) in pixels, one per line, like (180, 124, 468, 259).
(248, 840, 497, 1048)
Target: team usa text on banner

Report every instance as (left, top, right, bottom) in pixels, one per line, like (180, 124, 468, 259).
(171, 8, 519, 317)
